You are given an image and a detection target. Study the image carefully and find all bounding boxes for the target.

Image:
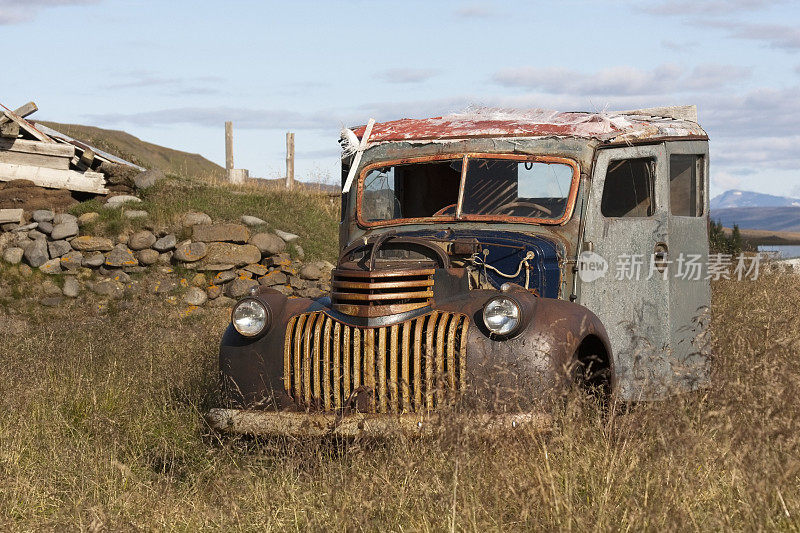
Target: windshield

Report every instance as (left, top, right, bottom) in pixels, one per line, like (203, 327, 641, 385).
(359, 155, 577, 225)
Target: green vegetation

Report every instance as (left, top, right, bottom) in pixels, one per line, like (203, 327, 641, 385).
(38, 122, 225, 180)
(710, 219, 744, 255)
(0, 269, 798, 529)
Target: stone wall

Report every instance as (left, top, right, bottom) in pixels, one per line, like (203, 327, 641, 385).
(0, 205, 333, 308)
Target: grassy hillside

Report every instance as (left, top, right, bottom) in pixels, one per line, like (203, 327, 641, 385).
(36, 121, 225, 180)
(0, 269, 798, 529)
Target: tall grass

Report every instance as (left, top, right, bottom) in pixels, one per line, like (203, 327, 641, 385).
(0, 274, 798, 530)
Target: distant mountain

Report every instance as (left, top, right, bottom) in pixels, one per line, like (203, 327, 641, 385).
(709, 190, 800, 232)
(712, 207, 800, 233)
(710, 189, 800, 210)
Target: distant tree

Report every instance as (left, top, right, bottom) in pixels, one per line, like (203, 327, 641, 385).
(729, 224, 743, 255)
(708, 219, 743, 255)
(709, 219, 728, 254)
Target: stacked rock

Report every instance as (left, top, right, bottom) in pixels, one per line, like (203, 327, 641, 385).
(0, 209, 334, 307)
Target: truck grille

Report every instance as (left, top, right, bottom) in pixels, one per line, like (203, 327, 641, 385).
(330, 268, 434, 317)
(283, 311, 468, 413)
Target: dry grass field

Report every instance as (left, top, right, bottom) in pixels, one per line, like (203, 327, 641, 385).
(1, 188, 799, 530)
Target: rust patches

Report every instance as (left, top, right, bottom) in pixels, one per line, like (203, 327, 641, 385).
(350, 110, 707, 143)
(331, 267, 435, 318)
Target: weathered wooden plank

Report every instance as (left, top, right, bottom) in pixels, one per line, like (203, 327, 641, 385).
(1, 110, 53, 143)
(0, 149, 70, 170)
(0, 122, 19, 139)
(0, 102, 38, 125)
(78, 147, 95, 167)
(0, 138, 75, 157)
(0, 208, 23, 224)
(0, 163, 107, 194)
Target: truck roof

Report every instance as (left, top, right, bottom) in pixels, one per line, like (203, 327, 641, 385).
(351, 107, 707, 145)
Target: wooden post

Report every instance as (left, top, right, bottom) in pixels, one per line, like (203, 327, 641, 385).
(286, 132, 295, 190)
(225, 121, 234, 181)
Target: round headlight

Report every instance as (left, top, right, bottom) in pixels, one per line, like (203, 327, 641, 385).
(232, 299, 269, 337)
(482, 297, 521, 336)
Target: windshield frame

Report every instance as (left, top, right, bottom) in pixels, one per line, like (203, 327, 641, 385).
(355, 153, 580, 229)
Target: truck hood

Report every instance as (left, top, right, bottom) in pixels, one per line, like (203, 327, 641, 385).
(398, 229, 562, 298)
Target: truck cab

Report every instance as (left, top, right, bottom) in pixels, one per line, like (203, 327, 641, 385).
(208, 107, 711, 436)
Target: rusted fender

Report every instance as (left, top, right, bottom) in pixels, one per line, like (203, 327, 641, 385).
(432, 288, 614, 409)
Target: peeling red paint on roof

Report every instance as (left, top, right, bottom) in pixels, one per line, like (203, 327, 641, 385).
(350, 108, 707, 144)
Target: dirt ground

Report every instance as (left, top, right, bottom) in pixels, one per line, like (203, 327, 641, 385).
(0, 179, 78, 213)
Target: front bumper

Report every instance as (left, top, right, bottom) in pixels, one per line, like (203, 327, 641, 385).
(205, 408, 551, 437)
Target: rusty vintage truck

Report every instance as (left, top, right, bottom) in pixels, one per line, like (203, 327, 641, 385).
(206, 106, 711, 436)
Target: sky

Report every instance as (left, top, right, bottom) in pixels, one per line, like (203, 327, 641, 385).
(1, 0, 799, 198)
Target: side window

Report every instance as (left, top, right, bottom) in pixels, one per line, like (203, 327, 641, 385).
(601, 157, 656, 217)
(670, 154, 704, 216)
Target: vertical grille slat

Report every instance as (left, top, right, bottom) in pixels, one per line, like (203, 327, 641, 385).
(322, 317, 332, 410)
(312, 314, 324, 404)
(413, 317, 424, 410)
(332, 321, 341, 409)
(446, 316, 458, 392)
(401, 322, 411, 411)
(364, 329, 376, 410)
(302, 313, 316, 405)
(353, 328, 362, 390)
(435, 313, 448, 406)
(293, 314, 306, 401)
(284, 316, 297, 397)
(425, 312, 438, 410)
(389, 324, 399, 413)
(284, 311, 468, 413)
(342, 325, 351, 403)
(377, 328, 387, 413)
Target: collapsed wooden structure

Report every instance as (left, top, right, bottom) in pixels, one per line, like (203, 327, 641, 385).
(0, 101, 141, 195)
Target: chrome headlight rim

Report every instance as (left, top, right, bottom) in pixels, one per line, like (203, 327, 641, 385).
(231, 298, 271, 338)
(482, 295, 523, 338)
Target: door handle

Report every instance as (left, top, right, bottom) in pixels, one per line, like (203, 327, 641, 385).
(654, 242, 668, 273)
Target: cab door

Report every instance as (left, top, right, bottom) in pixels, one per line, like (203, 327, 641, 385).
(579, 144, 672, 400)
(665, 140, 711, 390)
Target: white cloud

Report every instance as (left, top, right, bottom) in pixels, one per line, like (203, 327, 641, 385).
(103, 71, 223, 95)
(711, 170, 743, 191)
(642, 0, 785, 15)
(492, 64, 751, 95)
(0, 0, 98, 24)
(661, 39, 699, 52)
(88, 107, 344, 131)
(454, 3, 495, 18)
(376, 68, 439, 84)
(705, 20, 800, 50)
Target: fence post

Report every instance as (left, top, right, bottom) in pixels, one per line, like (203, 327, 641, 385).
(225, 121, 234, 181)
(286, 132, 295, 190)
